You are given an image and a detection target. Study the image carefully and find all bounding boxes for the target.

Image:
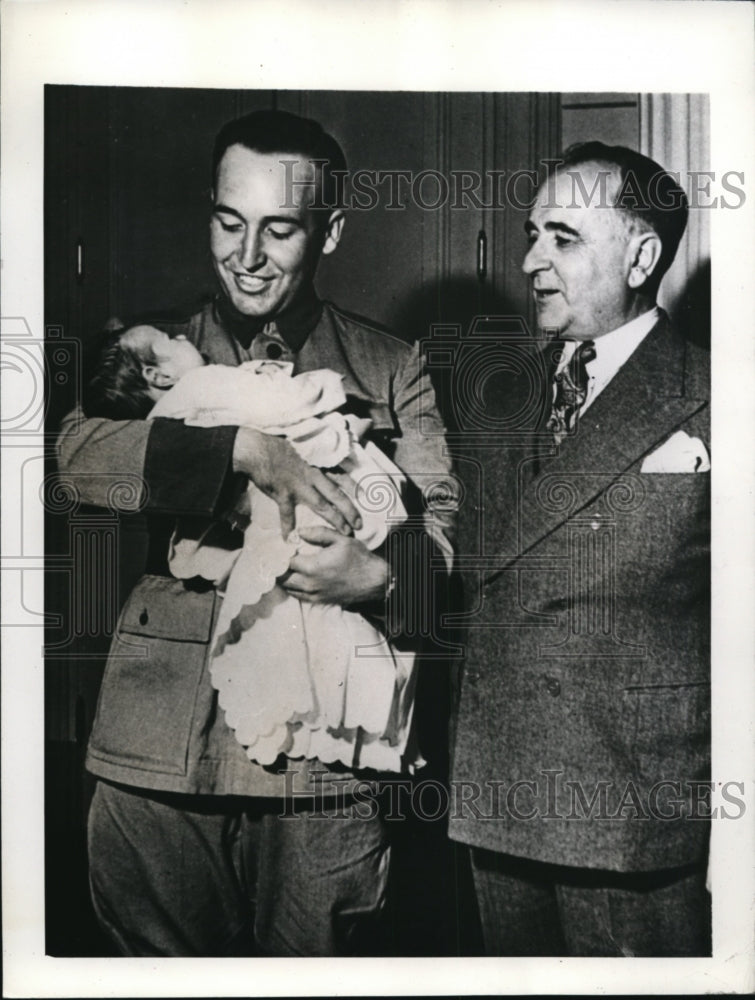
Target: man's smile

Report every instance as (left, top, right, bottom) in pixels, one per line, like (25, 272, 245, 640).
(233, 272, 274, 293)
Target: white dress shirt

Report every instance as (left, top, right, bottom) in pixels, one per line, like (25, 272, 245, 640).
(553, 307, 710, 471)
(554, 306, 660, 416)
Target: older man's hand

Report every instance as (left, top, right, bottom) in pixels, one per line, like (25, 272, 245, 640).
(281, 525, 391, 606)
(232, 427, 362, 538)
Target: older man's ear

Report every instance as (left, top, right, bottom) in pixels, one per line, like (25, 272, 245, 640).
(627, 230, 663, 290)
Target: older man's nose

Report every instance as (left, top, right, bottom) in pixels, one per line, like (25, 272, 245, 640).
(522, 241, 549, 275)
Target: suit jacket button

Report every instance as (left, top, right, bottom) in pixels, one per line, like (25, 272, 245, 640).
(139, 609, 149, 625)
(465, 669, 481, 685)
(544, 675, 561, 696)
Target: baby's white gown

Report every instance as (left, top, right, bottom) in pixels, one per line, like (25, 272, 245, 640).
(149, 360, 418, 773)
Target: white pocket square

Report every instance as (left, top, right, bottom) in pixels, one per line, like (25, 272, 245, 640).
(641, 430, 710, 473)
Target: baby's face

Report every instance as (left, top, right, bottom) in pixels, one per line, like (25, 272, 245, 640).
(126, 325, 205, 382)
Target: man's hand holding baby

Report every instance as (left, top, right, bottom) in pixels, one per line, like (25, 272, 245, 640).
(232, 427, 362, 538)
(281, 525, 391, 606)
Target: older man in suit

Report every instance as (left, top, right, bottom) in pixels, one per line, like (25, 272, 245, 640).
(449, 142, 710, 956)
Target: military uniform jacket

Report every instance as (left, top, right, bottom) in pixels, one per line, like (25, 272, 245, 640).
(57, 297, 455, 797)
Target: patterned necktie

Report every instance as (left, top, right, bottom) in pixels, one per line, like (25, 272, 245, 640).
(546, 340, 596, 444)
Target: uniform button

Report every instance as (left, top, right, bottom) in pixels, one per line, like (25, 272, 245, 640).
(543, 675, 561, 696)
(139, 608, 149, 625)
(465, 669, 481, 686)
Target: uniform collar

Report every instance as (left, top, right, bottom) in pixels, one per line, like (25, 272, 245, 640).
(213, 285, 323, 353)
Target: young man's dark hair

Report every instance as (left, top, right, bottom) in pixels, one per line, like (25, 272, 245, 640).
(212, 108, 347, 222)
(553, 141, 689, 292)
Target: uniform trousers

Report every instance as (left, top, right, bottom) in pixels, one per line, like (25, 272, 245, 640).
(471, 848, 710, 957)
(88, 780, 390, 957)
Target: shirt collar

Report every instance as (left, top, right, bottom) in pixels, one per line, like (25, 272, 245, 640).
(213, 285, 323, 353)
(555, 307, 660, 412)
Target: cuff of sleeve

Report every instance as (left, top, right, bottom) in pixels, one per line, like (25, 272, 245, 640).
(143, 419, 239, 517)
(356, 525, 427, 640)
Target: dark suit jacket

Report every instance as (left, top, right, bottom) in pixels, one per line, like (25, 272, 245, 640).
(449, 314, 710, 872)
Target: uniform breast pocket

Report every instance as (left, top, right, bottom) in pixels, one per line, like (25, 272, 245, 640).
(87, 575, 218, 775)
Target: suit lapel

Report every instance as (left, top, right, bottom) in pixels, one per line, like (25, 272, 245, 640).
(486, 317, 707, 580)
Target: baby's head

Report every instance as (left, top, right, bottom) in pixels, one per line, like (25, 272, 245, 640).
(82, 324, 205, 419)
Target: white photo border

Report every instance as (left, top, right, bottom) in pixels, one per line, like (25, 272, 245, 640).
(2, 0, 753, 996)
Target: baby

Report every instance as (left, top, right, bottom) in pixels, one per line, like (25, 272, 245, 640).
(83, 325, 418, 773)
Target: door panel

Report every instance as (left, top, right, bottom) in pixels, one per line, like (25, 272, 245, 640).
(302, 90, 442, 339)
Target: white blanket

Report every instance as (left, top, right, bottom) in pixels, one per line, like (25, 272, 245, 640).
(150, 360, 418, 772)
